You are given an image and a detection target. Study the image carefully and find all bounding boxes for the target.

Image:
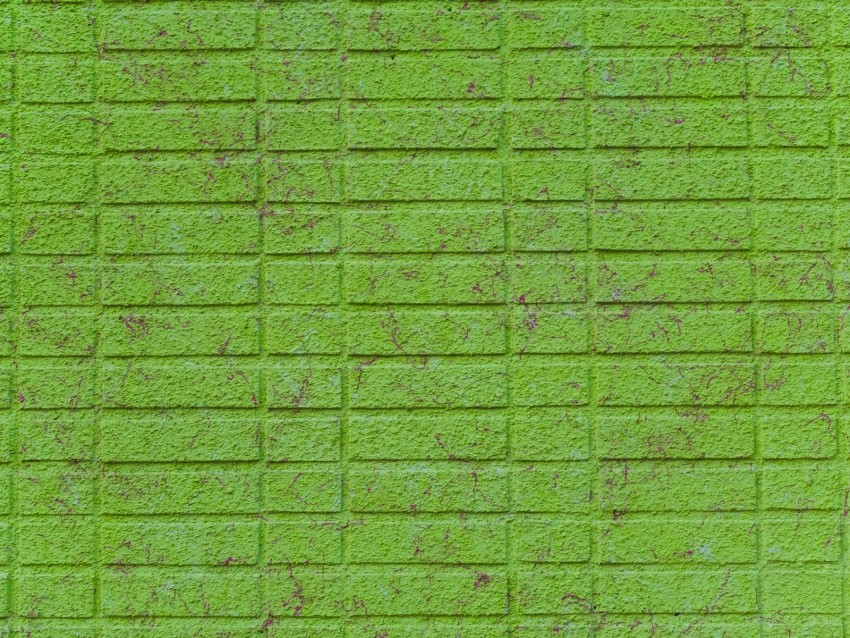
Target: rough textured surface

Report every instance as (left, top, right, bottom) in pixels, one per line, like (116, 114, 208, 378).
(3, 0, 848, 636)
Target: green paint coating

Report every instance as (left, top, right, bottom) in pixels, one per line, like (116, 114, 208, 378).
(1, 0, 848, 636)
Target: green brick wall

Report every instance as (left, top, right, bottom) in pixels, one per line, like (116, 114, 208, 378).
(2, 0, 848, 636)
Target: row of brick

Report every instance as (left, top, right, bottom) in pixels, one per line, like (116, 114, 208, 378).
(5, 157, 850, 203)
(10, 305, 850, 356)
(9, 52, 850, 103)
(8, 5, 850, 52)
(10, 104, 850, 152)
(0, 565, 840, 617)
(0, 408, 842, 461)
(0, 619, 836, 638)
(0, 358, 845, 408)
(0, 461, 843, 513)
(1, 256, 846, 305)
(1, 205, 841, 255)
(0, 513, 842, 565)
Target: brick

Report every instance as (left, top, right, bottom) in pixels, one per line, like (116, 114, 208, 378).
(758, 307, 835, 353)
(102, 206, 259, 254)
(101, 8, 256, 50)
(20, 55, 90, 103)
(267, 415, 340, 462)
(348, 519, 505, 564)
(760, 360, 837, 406)
(752, 159, 832, 200)
(19, 411, 93, 461)
(99, 53, 255, 102)
(350, 568, 506, 617)
(100, 309, 259, 356)
(16, 160, 94, 203)
(17, 6, 94, 52)
(595, 304, 752, 354)
(597, 361, 756, 406)
(101, 469, 260, 515)
(512, 361, 588, 407)
(264, 158, 342, 203)
(350, 466, 507, 513)
(510, 203, 587, 251)
(265, 469, 342, 513)
(751, 53, 830, 97)
(752, 104, 829, 147)
(592, 159, 749, 200)
(508, 52, 584, 100)
(101, 261, 259, 305)
(596, 412, 754, 460)
(347, 159, 502, 201)
(510, 255, 586, 303)
(349, 359, 506, 409)
(512, 462, 590, 512)
(99, 413, 260, 462)
(18, 464, 93, 515)
(101, 570, 261, 617)
(265, 521, 341, 565)
(761, 410, 838, 459)
(17, 519, 95, 565)
(16, 206, 94, 254)
(512, 409, 589, 461)
(512, 306, 589, 355)
(17, 359, 95, 409)
(596, 515, 756, 564)
(592, 103, 747, 148)
(19, 308, 96, 356)
(18, 107, 96, 154)
(751, 7, 829, 48)
(761, 463, 843, 510)
(347, 206, 503, 254)
(762, 567, 842, 614)
(350, 412, 505, 461)
(267, 362, 342, 409)
(595, 256, 752, 303)
(345, 53, 500, 99)
(512, 518, 589, 563)
(265, 567, 343, 618)
(348, 308, 504, 355)
(101, 522, 259, 566)
(262, 53, 340, 101)
(101, 159, 257, 203)
(591, 57, 746, 98)
(755, 204, 833, 250)
(265, 261, 339, 305)
(587, 7, 743, 47)
(0, 2, 845, 630)
(597, 462, 756, 512)
(264, 206, 339, 254)
(17, 570, 94, 618)
(346, 7, 500, 51)
(511, 106, 585, 149)
(510, 159, 585, 201)
(596, 568, 756, 613)
(507, 8, 583, 49)
(101, 361, 259, 408)
(262, 5, 339, 50)
(266, 308, 341, 354)
(349, 106, 500, 150)
(346, 257, 505, 305)
(515, 567, 592, 614)
(764, 513, 840, 562)
(757, 254, 833, 300)
(104, 106, 255, 151)
(265, 105, 342, 151)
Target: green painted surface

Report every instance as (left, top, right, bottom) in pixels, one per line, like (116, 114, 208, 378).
(2, 0, 848, 636)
